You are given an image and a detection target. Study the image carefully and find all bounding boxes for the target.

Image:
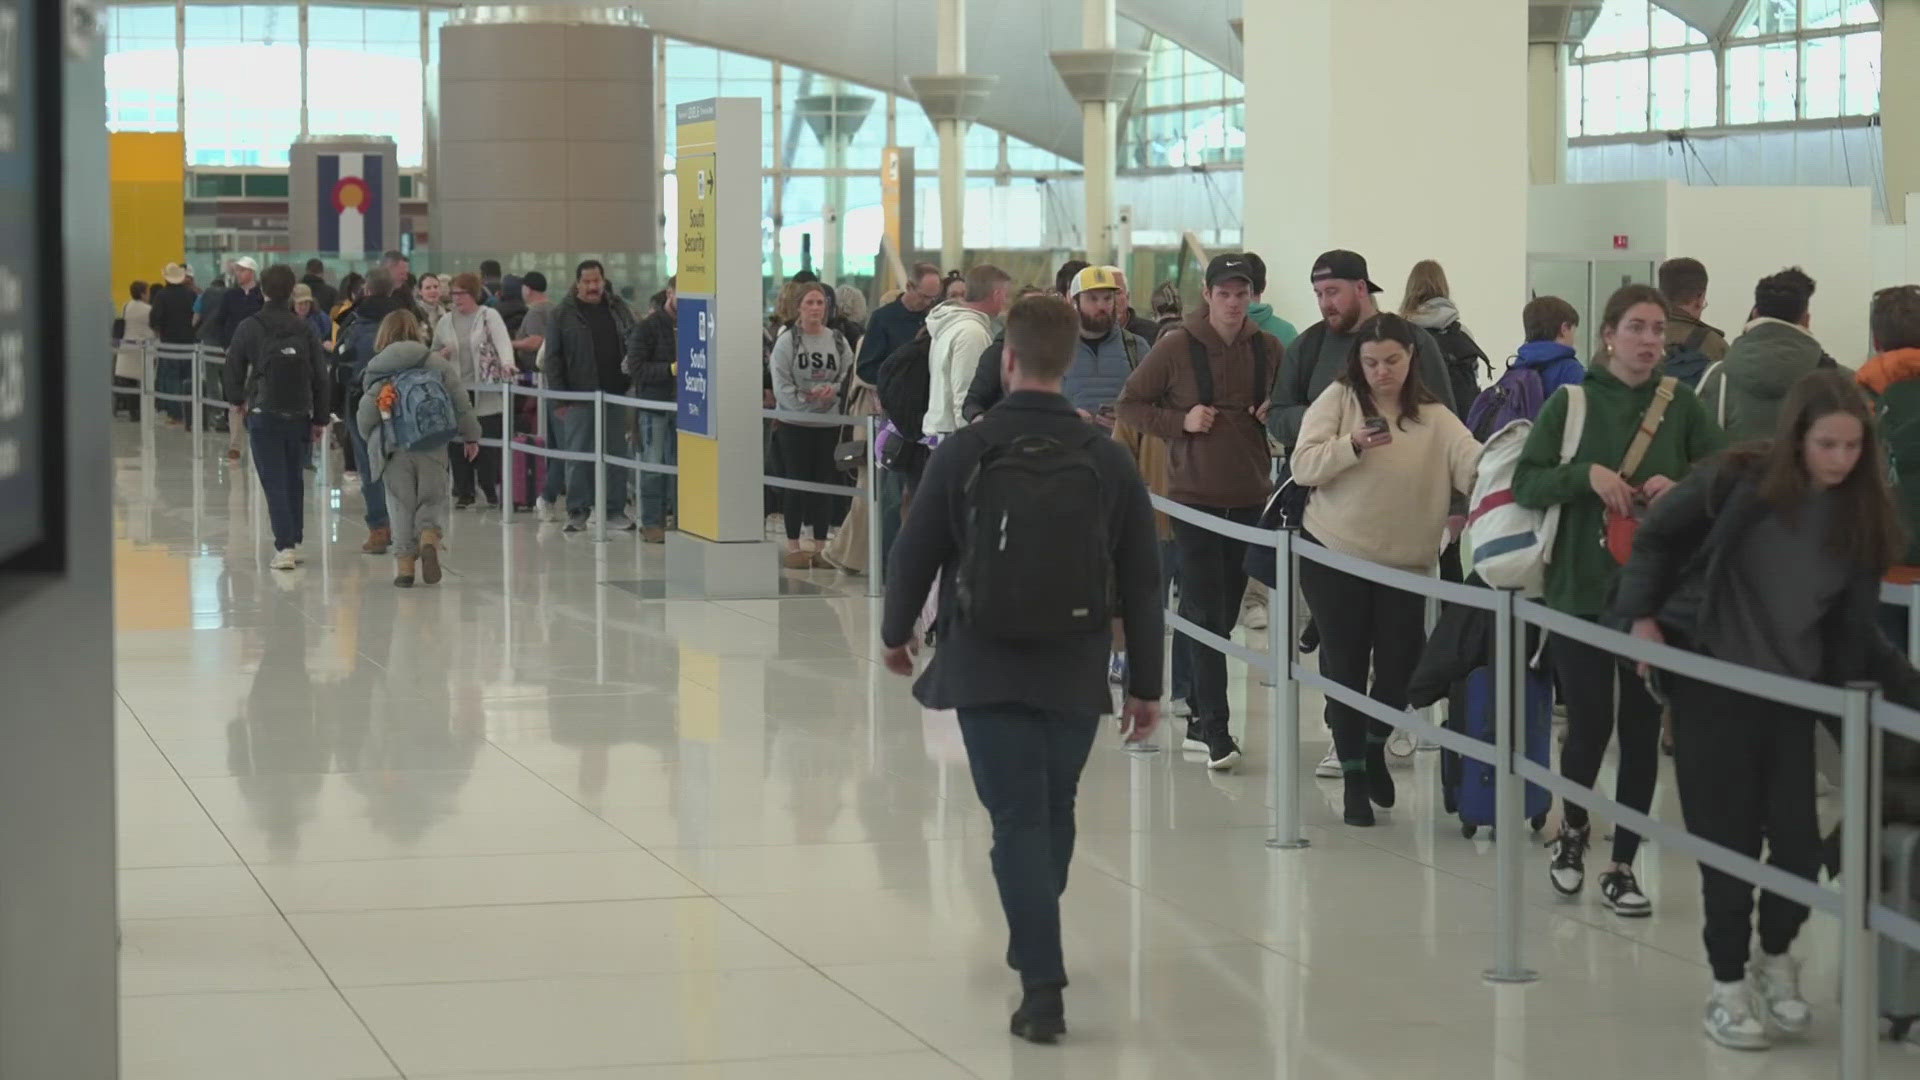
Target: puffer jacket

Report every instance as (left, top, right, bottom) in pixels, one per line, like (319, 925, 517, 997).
(1062, 325, 1150, 415)
(1699, 317, 1834, 441)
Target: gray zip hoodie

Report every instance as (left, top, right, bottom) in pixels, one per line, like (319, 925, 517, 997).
(354, 341, 482, 483)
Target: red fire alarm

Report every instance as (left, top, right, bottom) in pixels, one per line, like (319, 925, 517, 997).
(1612, 234, 1630, 250)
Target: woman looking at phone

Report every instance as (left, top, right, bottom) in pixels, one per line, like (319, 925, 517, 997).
(1513, 283, 1723, 918)
(1290, 313, 1483, 826)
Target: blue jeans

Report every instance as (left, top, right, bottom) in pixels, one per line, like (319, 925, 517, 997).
(637, 409, 677, 528)
(555, 401, 629, 521)
(248, 413, 310, 551)
(542, 401, 566, 503)
(956, 706, 1100, 990)
(347, 415, 388, 528)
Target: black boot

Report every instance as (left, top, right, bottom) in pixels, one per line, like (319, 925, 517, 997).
(1343, 776, 1376, 827)
(1366, 743, 1396, 809)
(1010, 985, 1066, 1044)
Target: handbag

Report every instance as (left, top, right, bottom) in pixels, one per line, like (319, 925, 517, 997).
(1603, 376, 1679, 564)
(475, 310, 513, 383)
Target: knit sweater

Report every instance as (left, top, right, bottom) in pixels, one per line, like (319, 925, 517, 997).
(1291, 381, 1482, 571)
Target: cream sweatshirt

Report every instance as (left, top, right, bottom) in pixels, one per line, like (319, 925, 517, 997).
(1290, 380, 1483, 572)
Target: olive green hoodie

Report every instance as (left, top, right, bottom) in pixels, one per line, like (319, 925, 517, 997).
(1512, 362, 1725, 617)
(1699, 317, 1833, 442)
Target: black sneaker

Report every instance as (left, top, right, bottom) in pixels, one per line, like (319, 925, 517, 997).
(455, 497, 475, 510)
(564, 515, 588, 533)
(1548, 825, 1589, 897)
(1182, 719, 1207, 754)
(1298, 618, 1321, 656)
(1598, 867, 1652, 917)
(1204, 724, 1241, 771)
(1365, 745, 1396, 809)
(1009, 986, 1065, 1044)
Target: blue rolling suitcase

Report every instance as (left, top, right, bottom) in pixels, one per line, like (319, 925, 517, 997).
(1444, 665, 1553, 838)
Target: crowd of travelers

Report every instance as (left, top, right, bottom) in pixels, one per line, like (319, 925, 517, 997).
(114, 243, 1920, 1052)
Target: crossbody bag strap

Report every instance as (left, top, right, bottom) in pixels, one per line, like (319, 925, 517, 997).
(1618, 376, 1678, 480)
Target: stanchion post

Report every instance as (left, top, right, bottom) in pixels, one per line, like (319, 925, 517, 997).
(1906, 583, 1919, 669)
(500, 384, 516, 525)
(1267, 528, 1308, 849)
(1485, 588, 1538, 984)
(1838, 683, 1878, 1079)
(190, 344, 204, 459)
(864, 415, 882, 599)
(593, 391, 609, 543)
(141, 342, 155, 442)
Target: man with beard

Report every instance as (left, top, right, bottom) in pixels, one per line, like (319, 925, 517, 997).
(1266, 250, 1457, 451)
(1116, 254, 1282, 771)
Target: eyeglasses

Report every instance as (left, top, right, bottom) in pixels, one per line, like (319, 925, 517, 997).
(451, 290, 471, 298)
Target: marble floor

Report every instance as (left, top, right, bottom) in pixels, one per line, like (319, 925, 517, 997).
(110, 421, 1920, 1078)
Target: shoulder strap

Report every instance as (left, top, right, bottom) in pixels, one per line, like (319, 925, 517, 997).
(1292, 323, 1324, 403)
(1121, 330, 1138, 370)
(1249, 334, 1269, 405)
(1700, 361, 1728, 427)
(1683, 324, 1710, 352)
(1560, 385, 1587, 465)
(1618, 376, 1678, 478)
(1185, 332, 1214, 407)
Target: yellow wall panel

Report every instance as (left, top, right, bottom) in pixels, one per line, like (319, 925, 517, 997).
(109, 133, 185, 309)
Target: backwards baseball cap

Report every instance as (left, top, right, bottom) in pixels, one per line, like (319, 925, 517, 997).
(1310, 249, 1383, 294)
(1068, 265, 1124, 299)
(1205, 254, 1255, 288)
(521, 270, 548, 293)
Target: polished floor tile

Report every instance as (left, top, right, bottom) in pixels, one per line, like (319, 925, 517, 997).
(110, 424, 1920, 1078)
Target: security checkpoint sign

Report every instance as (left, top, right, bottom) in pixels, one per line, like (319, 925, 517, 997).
(676, 295, 713, 436)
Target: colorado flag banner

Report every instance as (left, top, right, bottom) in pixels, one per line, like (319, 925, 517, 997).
(315, 152, 382, 256)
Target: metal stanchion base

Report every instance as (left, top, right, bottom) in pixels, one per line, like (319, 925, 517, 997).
(1265, 837, 1311, 850)
(1123, 743, 1161, 755)
(1481, 968, 1540, 985)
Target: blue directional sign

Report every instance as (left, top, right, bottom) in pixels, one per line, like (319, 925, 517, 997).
(676, 295, 713, 437)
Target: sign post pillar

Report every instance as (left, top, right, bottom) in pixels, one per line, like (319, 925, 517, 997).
(666, 97, 781, 596)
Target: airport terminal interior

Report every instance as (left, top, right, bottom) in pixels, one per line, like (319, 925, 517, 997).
(8, 0, 1920, 1076)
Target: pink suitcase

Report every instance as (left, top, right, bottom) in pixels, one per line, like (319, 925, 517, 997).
(512, 434, 547, 510)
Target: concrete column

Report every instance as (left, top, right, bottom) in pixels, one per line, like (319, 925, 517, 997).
(1527, 42, 1567, 185)
(1243, 0, 1527, 342)
(437, 7, 656, 271)
(1050, 0, 1146, 266)
(910, 0, 995, 269)
(798, 86, 874, 282)
(1886, 0, 1920, 225)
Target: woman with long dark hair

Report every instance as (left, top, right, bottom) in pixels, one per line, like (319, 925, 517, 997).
(1513, 284, 1723, 918)
(1291, 313, 1482, 825)
(1612, 368, 1915, 1049)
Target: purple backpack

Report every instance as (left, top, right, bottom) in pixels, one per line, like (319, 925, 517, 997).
(1466, 365, 1547, 442)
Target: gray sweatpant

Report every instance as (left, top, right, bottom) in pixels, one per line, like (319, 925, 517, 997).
(383, 448, 451, 557)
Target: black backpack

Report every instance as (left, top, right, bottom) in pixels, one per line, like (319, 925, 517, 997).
(956, 429, 1110, 639)
(1430, 322, 1490, 417)
(876, 330, 933, 439)
(1663, 324, 1715, 388)
(249, 314, 317, 418)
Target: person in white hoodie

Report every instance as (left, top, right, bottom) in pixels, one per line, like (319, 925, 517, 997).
(924, 264, 1012, 436)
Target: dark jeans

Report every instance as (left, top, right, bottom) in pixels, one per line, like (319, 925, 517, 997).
(878, 467, 910, 583)
(451, 412, 502, 505)
(1298, 556, 1425, 773)
(1550, 629, 1663, 865)
(541, 400, 567, 503)
(113, 375, 141, 420)
(1160, 539, 1191, 701)
(1171, 505, 1261, 724)
(346, 409, 388, 529)
(1668, 674, 1822, 983)
(555, 401, 629, 521)
(773, 422, 841, 542)
(956, 706, 1100, 990)
(637, 408, 677, 528)
(248, 413, 310, 551)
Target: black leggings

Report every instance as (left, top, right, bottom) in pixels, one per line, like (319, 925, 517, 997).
(451, 412, 502, 504)
(774, 423, 841, 542)
(1298, 557, 1426, 773)
(1550, 630, 1663, 865)
(1668, 674, 1822, 982)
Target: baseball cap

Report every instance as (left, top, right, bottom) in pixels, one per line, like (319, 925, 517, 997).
(1068, 265, 1124, 299)
(1205, 254, 1255, 288)
(1310, 249, 1383, 294)
(162, 263, 187, 285)
(231, 255, 258, 273)
(521, 270, 548, 293)
(291, 283, 313, 304)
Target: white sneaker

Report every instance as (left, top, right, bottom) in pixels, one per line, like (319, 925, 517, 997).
(269, 548, 297, 571)
(1750, 953, 1810, 1035)
(1314, 745, 1341, 779)
(1703, 980, 1772, 1050)
(536, 498, 564, 523)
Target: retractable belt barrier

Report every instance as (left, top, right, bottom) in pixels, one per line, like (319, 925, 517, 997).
(1150, 491, 1914, 1074)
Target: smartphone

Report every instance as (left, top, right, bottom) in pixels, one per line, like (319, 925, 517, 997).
(1363, 416, 1389, 435)
(1097, 404, 1116, 418)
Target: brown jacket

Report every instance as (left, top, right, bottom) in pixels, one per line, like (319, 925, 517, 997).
(1116, 311, 1279, 510)
(1112, 419, 1173, 541)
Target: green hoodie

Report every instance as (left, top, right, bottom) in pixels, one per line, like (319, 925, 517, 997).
(1248, 302, 1299, 347)
(1512, 362, 1725, 616)
(1699, 318, 1831, 442)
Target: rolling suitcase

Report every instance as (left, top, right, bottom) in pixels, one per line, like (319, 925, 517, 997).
(1883, 824, 1920, 1040)
(1444, 665, 1552, 838)
(512, 434, 548, 511)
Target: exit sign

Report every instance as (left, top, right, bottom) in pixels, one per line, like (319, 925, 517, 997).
(1612, 234, 1630, 249)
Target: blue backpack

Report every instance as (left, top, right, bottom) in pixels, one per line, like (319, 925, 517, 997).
(1466, 364, 1547, 442)
(373, 366, 459, 451)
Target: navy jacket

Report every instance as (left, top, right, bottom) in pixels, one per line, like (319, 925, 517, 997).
(856, 297, 929, 385)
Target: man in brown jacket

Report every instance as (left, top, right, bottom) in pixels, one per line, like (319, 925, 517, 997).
(1116, 253, 1281, 770)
